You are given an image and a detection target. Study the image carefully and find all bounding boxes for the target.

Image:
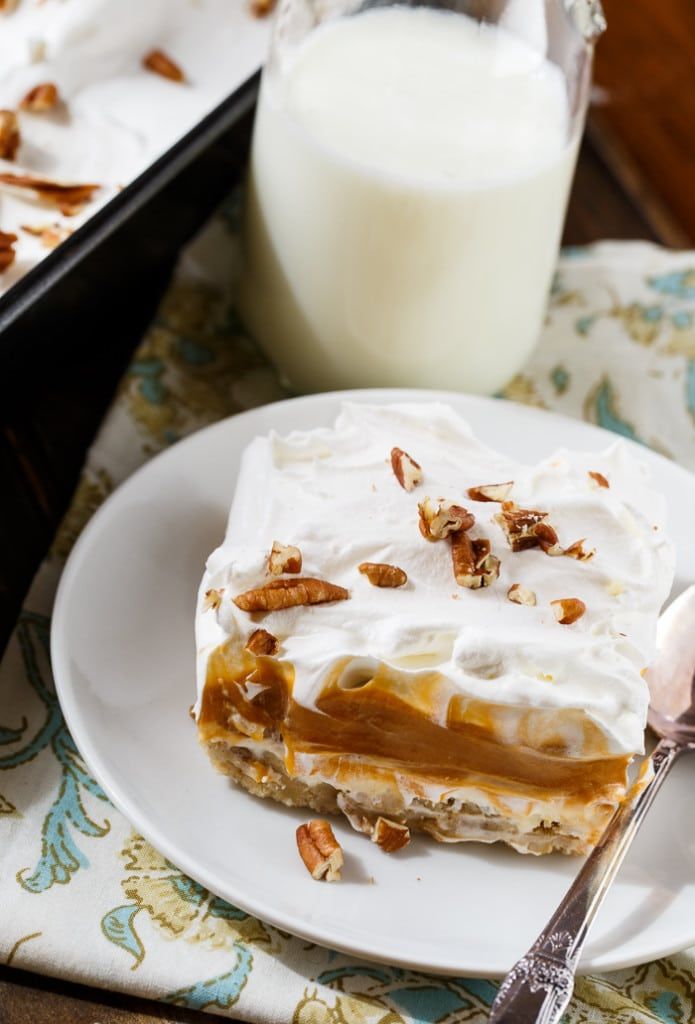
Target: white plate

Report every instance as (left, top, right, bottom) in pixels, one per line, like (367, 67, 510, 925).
(51, 389, 695, 977)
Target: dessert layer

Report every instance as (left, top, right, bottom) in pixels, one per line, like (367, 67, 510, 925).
(0, 0, 270, 296)
(198, 649, 631, 799)
(204, 740, 619, 855)
(195, 402, 675, 759)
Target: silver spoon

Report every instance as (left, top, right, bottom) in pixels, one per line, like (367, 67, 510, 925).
(489, 584, 695, 1024)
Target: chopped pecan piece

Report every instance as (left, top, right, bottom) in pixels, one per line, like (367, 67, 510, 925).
(0, 110, 20, 160)
(451, 533, 500, 589)
(390, 447, 422, 491)
(551, 598, 586, 625)
(250, 0, 276, 15)
(507, 583, 536, 606)
(0, 172, 99, 215)
(494, 501, 562, 554)
(534, 522, 563, 556)
(234, 577, 348, 612)
(372, 817, 410, 853)
(268, 541, 302, 575)
(358, 562, 407, 588)
(245, 628, 279, 656)
(563, 539, 595, 562)
(588, 470, 609, 489)
(203, 588, 224, 612)
(20, 82, 60, 112)
(296, 819, 343, 881)
(418, 497, 474, 541)
(0, 230, 17, 272)
(143, 49, 185, 82)
(467, 481, 513, 503)
(21, 222, 72, 248)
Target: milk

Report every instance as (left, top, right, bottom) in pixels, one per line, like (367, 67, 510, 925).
(240, 6, 579, 394)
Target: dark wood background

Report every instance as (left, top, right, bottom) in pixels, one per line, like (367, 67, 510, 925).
(1, 0, 693, 1019)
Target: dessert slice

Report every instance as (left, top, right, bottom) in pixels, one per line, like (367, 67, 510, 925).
(194, 402, 674, 855)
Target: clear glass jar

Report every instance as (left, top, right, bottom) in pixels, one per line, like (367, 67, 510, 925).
(240, 0, 605, 394)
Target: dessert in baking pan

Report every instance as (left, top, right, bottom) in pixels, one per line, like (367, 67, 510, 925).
(194, 402, 674, 855)
(0, 0, 270, 296)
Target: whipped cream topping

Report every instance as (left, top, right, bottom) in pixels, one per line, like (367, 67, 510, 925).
(195, 402, 675, 757)
(0, 0, 270, 296)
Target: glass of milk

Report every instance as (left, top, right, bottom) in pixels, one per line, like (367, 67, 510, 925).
(240, 0, 605, 394)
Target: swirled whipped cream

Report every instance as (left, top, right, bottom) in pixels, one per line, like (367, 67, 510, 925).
(195, 402, 675, 757)
(0, 0, 270, 296)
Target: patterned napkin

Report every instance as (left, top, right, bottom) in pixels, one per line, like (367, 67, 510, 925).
(2, 193, 695, 1022)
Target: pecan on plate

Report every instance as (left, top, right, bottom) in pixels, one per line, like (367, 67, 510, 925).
(296, 819, 343, 881)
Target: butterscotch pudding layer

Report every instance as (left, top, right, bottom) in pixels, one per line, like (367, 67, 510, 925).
(198, 648, 631, 855)
(194, 403, 675, 856)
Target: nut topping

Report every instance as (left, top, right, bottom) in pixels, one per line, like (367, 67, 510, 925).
(268, 541, 302, 575)
(0, 110, 20, 160)
(418, 497, 475, 541)
(245, 628, 279, 656)
(0, 172, 100, 215)
(467, 481, 513, 503)
(391, 447, 422, 491)
(0, 230, 17, 273)
(250, 0, 277, 15)
(588, 470, 610, 489)
(143, 49, 185, 82)
(494, 501, 562, 555)
(20, 82, 60, 113)
(534, 522, 563, 556)
(203, 588, 224, 612)
(21, 222, 72, 249)
(507, 583, 537, 606)
(234, 577, 349, 612)
(358, 562, 407, 588)
(296, 819, 343, 881)
(551, 598, 586, 625)
(372, 816, 410, 853)
(563, 539, 595, 562)
(451, 533, 500, 589)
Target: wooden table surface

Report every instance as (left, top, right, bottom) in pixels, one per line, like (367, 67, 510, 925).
(1, 0, 693, 1020)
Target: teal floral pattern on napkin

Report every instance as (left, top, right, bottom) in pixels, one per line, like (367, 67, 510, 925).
(1, 216, 694, 1022)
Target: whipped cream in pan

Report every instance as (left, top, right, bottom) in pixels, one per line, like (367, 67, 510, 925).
(195, 402, 675, 757)
(0, 0, 270, 296)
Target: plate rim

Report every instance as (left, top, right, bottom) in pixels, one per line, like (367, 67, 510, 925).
(50, 387, 695, 977)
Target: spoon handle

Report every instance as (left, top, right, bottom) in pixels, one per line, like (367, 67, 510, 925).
(489, 736, 685, 1024)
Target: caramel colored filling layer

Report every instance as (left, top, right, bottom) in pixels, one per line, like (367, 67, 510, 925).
(198, 641, 631, 800)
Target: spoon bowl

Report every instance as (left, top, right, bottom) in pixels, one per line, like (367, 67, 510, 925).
(648, 586, 695, 744)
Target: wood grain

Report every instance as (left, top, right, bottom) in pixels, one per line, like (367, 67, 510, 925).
(594, 0, 695, 245)
(0, 966, 219, 1024)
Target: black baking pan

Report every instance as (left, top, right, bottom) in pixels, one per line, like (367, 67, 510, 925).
(0, 71, 260, 391)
